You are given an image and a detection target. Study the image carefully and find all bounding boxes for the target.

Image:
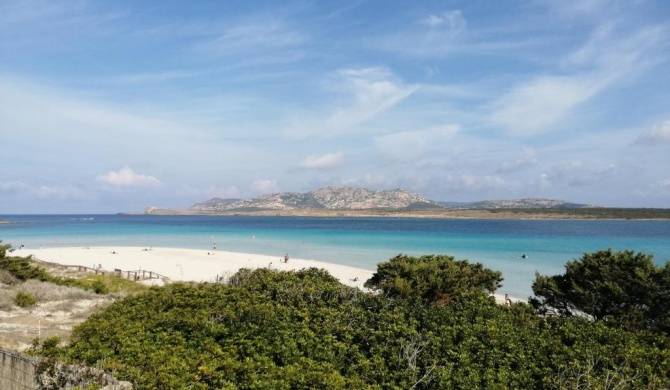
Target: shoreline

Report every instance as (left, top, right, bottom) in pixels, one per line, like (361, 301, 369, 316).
(22, 246, 517, 304)
(137, 208, 670, 220)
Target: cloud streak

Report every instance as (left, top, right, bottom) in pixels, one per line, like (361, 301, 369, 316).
(286, 67, 418, 138)
(490, 22, 667, 136)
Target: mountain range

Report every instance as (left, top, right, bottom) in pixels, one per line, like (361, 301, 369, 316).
(145, 186, 595, 214)
(187, 186, 443, 213)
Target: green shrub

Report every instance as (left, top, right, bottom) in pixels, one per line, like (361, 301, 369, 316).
(0, 255, 51, 281)
(61, 266, 670, 389)
(15, 291, 38, 307)
(90, 279, 109, 295)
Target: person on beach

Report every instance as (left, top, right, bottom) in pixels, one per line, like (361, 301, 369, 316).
(504, 294, 512, 306)
(284, 253, 290, 263)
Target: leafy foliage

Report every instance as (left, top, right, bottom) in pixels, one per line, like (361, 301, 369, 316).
(531, 249, 670, 332)
(0, 252, 53, 281)
(364, 254, 503, 304)
(0, 240, 11, 258)
(46, 263, 670, 389)
(29, 336, 127, 390)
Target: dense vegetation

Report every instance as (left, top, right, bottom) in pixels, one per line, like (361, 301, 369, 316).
(488, 207, 670, 219)
(23, 252, 668, 389)
(364, 254, 502, 304)
(532, 249, 670, 333)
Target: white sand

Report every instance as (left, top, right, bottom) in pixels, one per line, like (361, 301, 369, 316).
(23, 246, 517, 304)
(25, 246, 373, 289)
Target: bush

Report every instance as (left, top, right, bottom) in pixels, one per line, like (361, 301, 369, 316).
(365, 254, 503, 304)
(0, 255, 51, 281)
(60, 266, 670, 389)
(90, 279, 108, 295)
(531, 249, 670, 333)
(15, 291, 38, 307)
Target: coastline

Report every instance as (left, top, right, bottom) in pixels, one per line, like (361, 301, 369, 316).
(137, 208, 670, 220)
(22, 246, 516, 304)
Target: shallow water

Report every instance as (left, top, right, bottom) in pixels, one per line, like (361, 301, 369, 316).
(2, 214, 669, 298)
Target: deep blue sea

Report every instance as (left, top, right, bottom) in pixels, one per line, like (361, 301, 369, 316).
(1, 214, 669, 299)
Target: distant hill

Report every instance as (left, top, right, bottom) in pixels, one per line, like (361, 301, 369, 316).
(144, 187, 599, 215)
(188, 186, 442, 212)
(189, 198, 241, 210)
(456, 198, 596, 209)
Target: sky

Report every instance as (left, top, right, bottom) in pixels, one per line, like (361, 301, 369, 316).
(1, 0, 669, 213)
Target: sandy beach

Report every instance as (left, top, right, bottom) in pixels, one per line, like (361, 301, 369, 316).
(24, 246, 374, 289)
(21, 246, 514, 304)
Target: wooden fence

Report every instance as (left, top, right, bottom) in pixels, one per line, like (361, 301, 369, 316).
(31, 257, 166, 282)
(73, 265, 165, 281)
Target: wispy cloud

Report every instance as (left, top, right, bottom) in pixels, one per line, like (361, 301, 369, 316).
(540, 160, 617, 187)
(490, 75, 600, 136)
(298, 152, 345, 170)
(179, 185, 240, 200)
(636, 120, 670, 144)
(370, 10, 466, 57)
(199, 17, 307, 56)
(329, 67, 418, 125)
(369, 9, 543, 59)
(420, 10, 466, 29)
(438, 174, 508, 193)
(374, 124, 460, 161)
(0, 180, 86, 201)
(490, 23, 667, 136)
(0, 0, 126, 52)
(0, 181, 30, 194)
(494, 149, 538, 174)
(252, 179, 279, 194)
(286, 67, 418, 138)
(96, 166, 162, 187)
(105, 70, 203, 85)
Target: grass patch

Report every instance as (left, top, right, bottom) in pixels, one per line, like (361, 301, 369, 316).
(79, 274, 148, 294)
(14, 291, 38, 307)
(19, 280, 98, 302)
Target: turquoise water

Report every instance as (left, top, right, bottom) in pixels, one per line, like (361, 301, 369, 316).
(1, 214, 669, 299)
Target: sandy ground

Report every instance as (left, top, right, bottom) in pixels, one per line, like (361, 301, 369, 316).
(25, 247, 374, 290)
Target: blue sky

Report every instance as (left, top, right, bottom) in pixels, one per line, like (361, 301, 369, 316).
(1, 0, 669, 213)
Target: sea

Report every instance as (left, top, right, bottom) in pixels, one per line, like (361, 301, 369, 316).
(1, 214, 669, 299)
